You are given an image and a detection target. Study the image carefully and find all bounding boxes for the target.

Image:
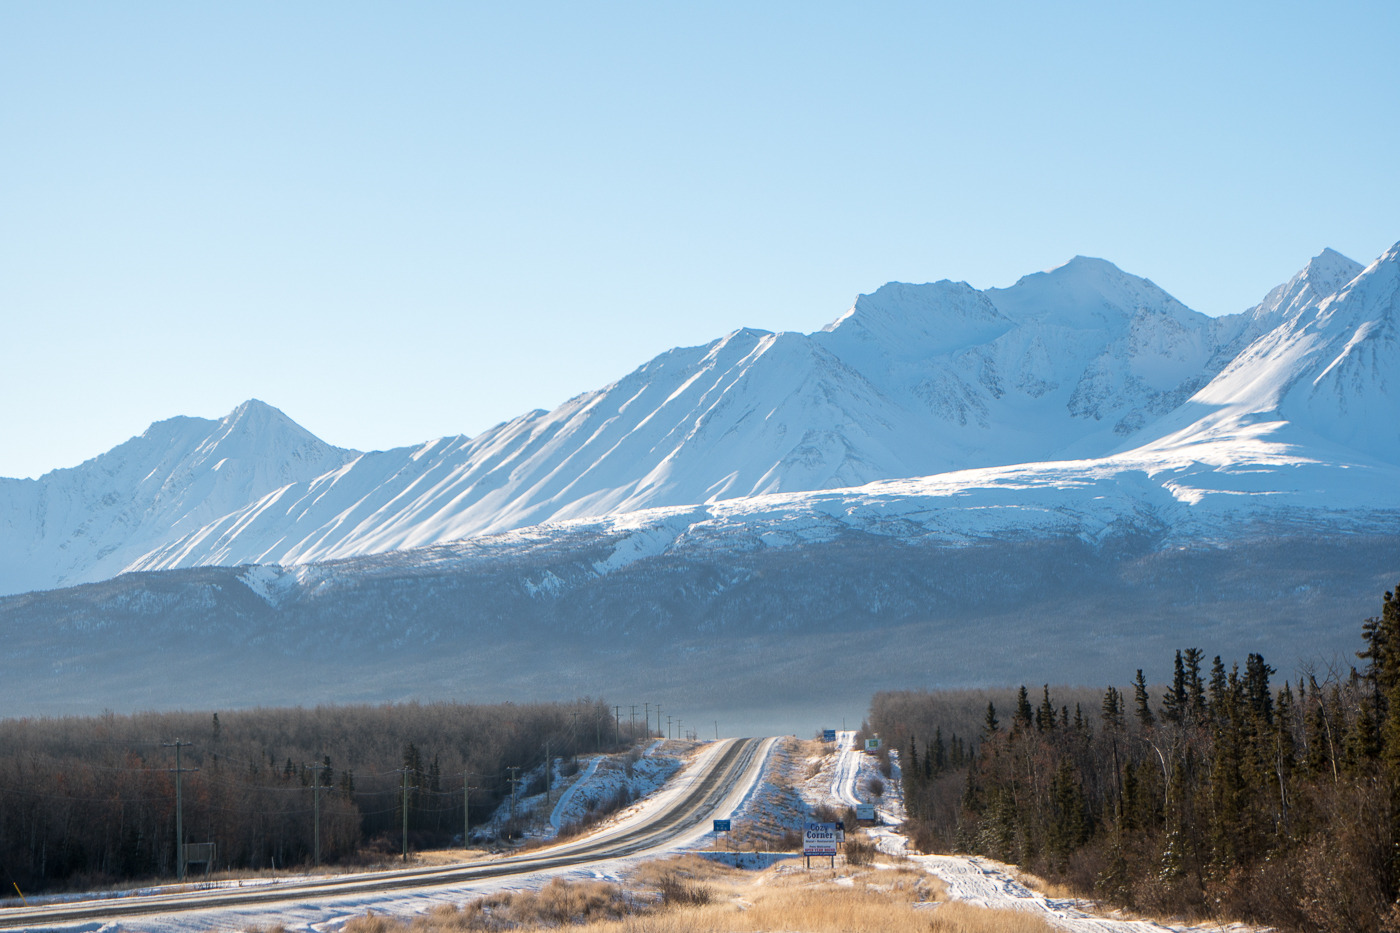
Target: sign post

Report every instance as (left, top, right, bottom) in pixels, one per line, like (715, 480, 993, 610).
(864, 737, 882, 751)
(803, 822, 839, 869)
(713, 818, 731, 850)
(822, 728, 836, 743)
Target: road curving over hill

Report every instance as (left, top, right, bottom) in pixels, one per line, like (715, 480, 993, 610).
(1, 736, 775, 930)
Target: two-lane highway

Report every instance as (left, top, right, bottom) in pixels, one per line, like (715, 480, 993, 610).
(1, 737, 775, 930)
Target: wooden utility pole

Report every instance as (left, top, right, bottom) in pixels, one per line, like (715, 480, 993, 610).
(655, 704, 662, 742)
(400, 767, 408, 862)
(459, 773, 479, 847)
(303, 761, 327, 866)
(667, 715, 672, 740)
(630, 706, 638, 742)
(508, 767, 522, 821)
(644, 703, 650, 739)
(613, 706, 621, 747)
(163, 740, 199, 882)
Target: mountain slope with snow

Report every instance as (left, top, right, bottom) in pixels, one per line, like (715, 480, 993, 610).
(0, 401, 357, 594)
(2, 242, 1396, 597)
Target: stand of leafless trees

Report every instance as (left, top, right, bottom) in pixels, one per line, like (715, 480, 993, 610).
(0, 698, 622, 893)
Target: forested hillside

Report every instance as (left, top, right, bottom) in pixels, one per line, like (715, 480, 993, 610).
(0, 699, 623, 893)
(876, 587, 1400, 933)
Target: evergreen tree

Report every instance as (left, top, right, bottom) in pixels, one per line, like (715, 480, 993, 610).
(984, 702, 1001, 737)
(1036, 685, 1056, 733)
(1209, 655, 1229, 721)
(1101, 686, 1124, 731)
(1133, 670, 1155, 728)
(1372, 586, 1400, 778)
(1244, 654, 1276, 726)
(1163, 649, 1187, 724)
(1121, 760, 1139, 831)
(1183, 647, 1207, 718)
(1048, 757, 1089, 860)
(1014, 687, 1033, 733)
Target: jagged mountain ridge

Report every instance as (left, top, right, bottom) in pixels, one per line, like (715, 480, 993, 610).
(2, 243, 1396, 597)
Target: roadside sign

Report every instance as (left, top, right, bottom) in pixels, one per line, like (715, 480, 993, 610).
(822, 729, 836, 742)
(713, 819, 731, 832)
(864, 737, 882, 751)
(856, 804, 876, 821)
(803, 822, 839, 857)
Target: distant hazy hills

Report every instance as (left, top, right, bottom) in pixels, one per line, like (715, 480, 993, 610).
(4, 242, 1397, 599)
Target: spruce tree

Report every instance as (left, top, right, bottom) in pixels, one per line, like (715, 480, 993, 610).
(984, 702, 1001, 737)
(1133, 670, 1155, 728)
(1014, 687, 1033, 733)
(1183, 647, 1207, 718)
(1036, 685, 1056, 733)
(1121, 760, 1139, 831)
(1209, 656, 1229, 721)
(1245, 654, 1275, 725)
(1163, 649, 1187, 724)
(1101, 686, 1124, 731)
(1373, 587, 1400, 778)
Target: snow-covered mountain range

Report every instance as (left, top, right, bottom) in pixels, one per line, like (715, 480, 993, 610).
(3, 242, 1397, 598)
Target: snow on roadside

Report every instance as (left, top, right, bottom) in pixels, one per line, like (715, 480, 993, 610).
(479, 741, 687, 842)
(549, 756, 603, 829)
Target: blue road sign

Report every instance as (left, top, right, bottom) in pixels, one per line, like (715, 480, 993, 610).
(822, 729, 836, 742)
(713, 819, 731, 832)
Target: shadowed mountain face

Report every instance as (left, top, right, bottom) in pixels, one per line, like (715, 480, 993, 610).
(2, 243, 1398, 729)
(2, 513, 1394, 736)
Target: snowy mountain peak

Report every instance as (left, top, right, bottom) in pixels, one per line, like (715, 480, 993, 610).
(5, 240, 1400, 598)
(1246, 248, 1364, 328)
(819, 279, 1014, 361)
(987, 255, 1195, 334)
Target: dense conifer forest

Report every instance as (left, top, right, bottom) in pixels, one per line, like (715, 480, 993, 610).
(0, 698, 623, 893)
(877, 586, 1400, 933)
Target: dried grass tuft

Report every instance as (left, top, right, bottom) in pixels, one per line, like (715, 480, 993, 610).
(342, 858, 1052, 933)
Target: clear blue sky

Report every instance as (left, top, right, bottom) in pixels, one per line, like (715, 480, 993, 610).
(2, 2, 1397, 479)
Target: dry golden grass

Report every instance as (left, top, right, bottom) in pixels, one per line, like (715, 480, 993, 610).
(1008, 867, 1076, 900)
(340, 854, 1057, 933)
(409, 848, 498, 867)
